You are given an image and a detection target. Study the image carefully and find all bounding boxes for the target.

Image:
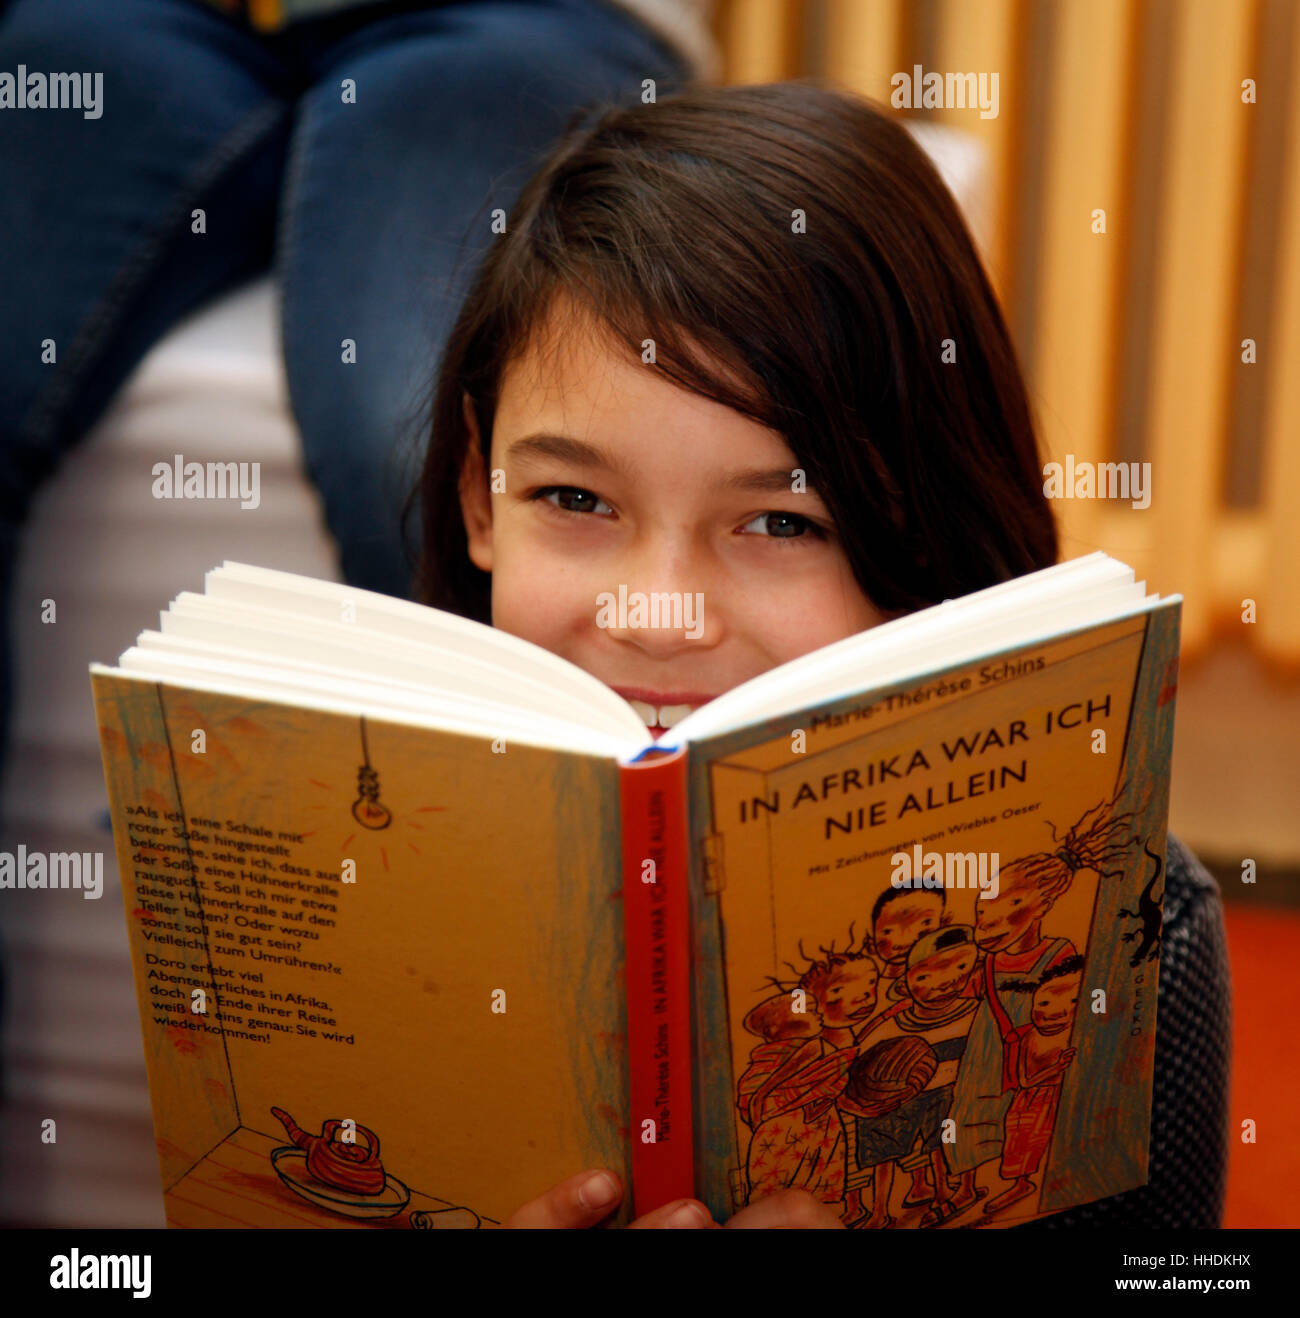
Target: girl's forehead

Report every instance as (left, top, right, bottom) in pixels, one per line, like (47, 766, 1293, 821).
(524, 287, 756, 393)
(495, 294, 793, 468)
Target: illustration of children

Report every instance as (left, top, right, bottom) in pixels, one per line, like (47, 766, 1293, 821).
(737, 996, 822, 1194)
(840, 925, 981, 1228)
(737, 944, 878, 1210)
(856, 884, 952, 1210)
(864, 884, 950, 1004)
(980, 954, 1085, 1218)
(946, 799, 1137, 1185)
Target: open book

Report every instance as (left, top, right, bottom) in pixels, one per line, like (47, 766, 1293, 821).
(89, 552, 1179, 1229)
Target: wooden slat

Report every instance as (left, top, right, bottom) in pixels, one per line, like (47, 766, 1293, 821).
(1144, 0, 1258, 653)
(824, 0, 905, 103)
(1094, 507, 1156, 592)
(717, 0, 801, 84)
(1212, 510, 1266, 628)
(1259, 3, 1300, 662)
(932, 0, 1020, 292)
(1030, 0, 1137, 565)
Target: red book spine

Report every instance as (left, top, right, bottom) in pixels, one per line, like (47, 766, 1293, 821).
(618, 744, 693, 1217)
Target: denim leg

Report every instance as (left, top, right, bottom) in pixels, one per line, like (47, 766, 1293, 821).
(276, 0, 694, 601)
(0, 0, 292, 794)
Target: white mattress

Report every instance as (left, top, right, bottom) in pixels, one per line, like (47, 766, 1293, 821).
(0, 124, 987, 1227)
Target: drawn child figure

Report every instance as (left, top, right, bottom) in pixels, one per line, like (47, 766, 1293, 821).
(841, 925, 981, 1228)
(738, 948, 878, 1209)
(737, 994, 823, 1197)
(980, 954, 1085, 1218)
(948, 798, 1137, 1187)
(854, 884, 952, 1211)
(865, 885, 950, 1004)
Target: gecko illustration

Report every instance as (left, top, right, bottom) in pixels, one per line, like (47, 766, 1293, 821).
(1117, 844, 1163, 968)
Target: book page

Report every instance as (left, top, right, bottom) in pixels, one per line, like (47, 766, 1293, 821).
(685, 606, 1180, 1228)
(90, 670, 628, 1228)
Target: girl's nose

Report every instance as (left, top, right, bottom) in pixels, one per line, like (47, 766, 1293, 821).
(597, 544, 719, 653)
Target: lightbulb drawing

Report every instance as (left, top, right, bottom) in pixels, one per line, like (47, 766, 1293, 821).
(351, 717, 392, 830)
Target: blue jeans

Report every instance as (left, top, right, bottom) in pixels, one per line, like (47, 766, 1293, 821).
(0, 0, 692, 791)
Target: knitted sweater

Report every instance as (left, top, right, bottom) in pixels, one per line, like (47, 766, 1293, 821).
(196, 0, 721, 82)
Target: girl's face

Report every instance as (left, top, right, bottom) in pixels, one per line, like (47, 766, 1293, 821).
(459, 294, 888, 730)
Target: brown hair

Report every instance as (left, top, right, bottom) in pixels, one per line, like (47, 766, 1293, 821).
(408, 80, 1057, 623)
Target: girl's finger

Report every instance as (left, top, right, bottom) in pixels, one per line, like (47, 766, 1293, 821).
(501, 1169, 625, 1228)
(628, 1198, 718, 1228)
(722, 1188, 844, 1229)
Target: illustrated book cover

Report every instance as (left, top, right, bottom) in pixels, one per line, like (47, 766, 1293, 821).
(88, 551, 1180, 1229)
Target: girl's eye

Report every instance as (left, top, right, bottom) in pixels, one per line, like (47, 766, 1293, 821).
(533, 486, 614, 517)
(740, 511, 824, 541)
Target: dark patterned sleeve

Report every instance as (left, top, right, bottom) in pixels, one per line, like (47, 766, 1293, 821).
(1016, 833, 1232, 1229)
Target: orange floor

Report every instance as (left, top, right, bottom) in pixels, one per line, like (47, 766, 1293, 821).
(1221, 905, 1300, 1228)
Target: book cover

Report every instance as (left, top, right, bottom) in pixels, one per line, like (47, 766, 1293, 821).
(686, 606, 1179, 1227)
(89, 672, 632, 1228)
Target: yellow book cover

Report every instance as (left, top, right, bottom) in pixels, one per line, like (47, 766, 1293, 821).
(687, 605, 1180, 1228)
(88, 556, 1179, 1230)
(89, 671, 631, 1228)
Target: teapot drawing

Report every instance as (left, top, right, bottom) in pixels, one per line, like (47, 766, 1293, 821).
(271, 1106, 387, 1196)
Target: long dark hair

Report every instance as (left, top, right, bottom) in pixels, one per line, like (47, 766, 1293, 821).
(408, 80, 1056, 623)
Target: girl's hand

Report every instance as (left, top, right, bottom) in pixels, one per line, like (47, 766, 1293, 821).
(502, 1169, 843, 1228)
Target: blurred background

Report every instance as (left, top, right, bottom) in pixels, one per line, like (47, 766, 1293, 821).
(2, 0, 1296, 1229)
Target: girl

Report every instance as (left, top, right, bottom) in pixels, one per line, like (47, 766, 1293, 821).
(980, 954, 1087, 1219)
(402, 81, 1215, 1228)
(946, 796, 1137, 1195)
(735, 945, 879, 1214)
(408, 81, 1055, 702)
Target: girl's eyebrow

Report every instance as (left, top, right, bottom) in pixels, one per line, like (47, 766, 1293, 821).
(507, 433, 629, 476)
(506, 432, 816, 495)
